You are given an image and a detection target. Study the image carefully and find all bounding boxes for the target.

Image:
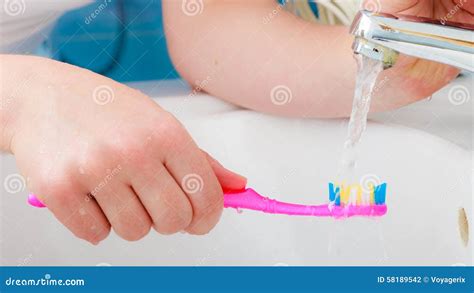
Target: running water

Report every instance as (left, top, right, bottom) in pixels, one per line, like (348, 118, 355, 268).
(338, 54, 384, 181)
(328, 55, 386, 263)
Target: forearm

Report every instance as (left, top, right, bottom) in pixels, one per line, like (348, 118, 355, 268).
(163, 0, 358, 118)
(164, 1, 459, 118)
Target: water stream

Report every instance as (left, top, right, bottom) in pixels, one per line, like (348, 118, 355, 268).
(338, 54, 384, 182)
(329, 54, 386, 263)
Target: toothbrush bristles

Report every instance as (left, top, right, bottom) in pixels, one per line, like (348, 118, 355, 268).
(328, 182, 387, 206)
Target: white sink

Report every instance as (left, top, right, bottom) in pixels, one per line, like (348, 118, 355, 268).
(1, 74, 472, 266)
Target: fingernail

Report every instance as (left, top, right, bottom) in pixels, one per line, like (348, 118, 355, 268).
(225, 168, 247, 182)
(212, 158, 247, 182)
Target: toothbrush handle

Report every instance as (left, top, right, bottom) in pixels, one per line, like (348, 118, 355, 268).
(224, 189, 387, 217)
(28, 193, 46, 208)
(28, 189, 331, 216)
(224, 188, 331, 216)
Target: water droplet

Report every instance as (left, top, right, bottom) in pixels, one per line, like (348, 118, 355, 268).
(426, 95, 432, 101)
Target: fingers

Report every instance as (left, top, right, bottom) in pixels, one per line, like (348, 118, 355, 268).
(30, 109, 244, 241)
(372, 1, 424, 15)
(202, 151, 247, 192)
(167, 150, 223, 234)
(91, 182, 152, 241)
(33, 175, 111, 245)
(159, 130, 223, 234)
(131, 164, 192, 235)
(460, 0, 474, 14)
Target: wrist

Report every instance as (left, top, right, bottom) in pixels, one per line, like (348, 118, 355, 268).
(0, 54, 48, 153)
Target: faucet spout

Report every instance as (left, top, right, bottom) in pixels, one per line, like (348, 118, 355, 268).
(350, 10, 474, 72)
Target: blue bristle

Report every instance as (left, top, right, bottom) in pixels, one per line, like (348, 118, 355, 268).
(374, 183, 387, 205)
(328, 183, 341, 206)
(328, 183, 335, 201)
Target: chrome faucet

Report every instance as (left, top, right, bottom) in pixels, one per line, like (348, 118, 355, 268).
(350, 10, 474, 72)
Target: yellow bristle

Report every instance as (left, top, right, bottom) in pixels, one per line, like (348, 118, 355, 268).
(340, 184, 350, 205)
(355, 185, 362, 205)
(369, 183, 375, 204)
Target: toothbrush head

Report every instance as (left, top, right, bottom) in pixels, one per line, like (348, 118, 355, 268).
(328, 182, 387, 217)
(328, 182, 387, 206)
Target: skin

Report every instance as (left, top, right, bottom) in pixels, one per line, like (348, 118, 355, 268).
(1, 0, 472, 243)
(163, 0, 472, 118)
(0, 55, 247, 244)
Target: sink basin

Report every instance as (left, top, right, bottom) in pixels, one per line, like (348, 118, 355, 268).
(1, 75, 472, 266)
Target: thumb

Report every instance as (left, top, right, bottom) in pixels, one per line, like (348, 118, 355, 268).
(202, 150, 247, 193)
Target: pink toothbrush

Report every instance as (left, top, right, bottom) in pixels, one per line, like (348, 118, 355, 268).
(28, 182, 387, 218)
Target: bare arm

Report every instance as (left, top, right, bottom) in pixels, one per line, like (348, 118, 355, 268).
(0, 54, 246, 242)
(163, 0, 459, 118)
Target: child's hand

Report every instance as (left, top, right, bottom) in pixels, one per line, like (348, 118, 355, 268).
(364, 0, 474, 111)
(1, 55, 246, 244)
(373, 0, 474, 23)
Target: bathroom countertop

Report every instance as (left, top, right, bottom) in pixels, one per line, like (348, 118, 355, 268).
(1, 74, 472, 266)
